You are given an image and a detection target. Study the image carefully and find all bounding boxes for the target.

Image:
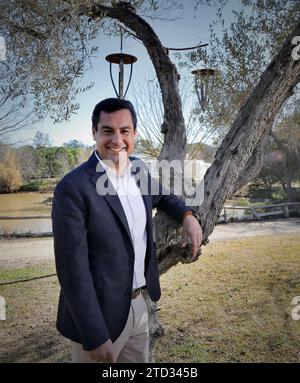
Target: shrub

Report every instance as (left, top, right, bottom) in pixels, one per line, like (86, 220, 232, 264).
(0, 150, 23, 192)
(18, 181, 40, 192)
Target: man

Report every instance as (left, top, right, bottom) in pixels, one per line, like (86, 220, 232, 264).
(52, 98, 202, 363)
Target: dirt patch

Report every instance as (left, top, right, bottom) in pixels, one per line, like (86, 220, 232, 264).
(0, 238, 54, 269)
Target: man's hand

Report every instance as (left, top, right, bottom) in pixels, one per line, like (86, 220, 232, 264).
(182, 215, 203, 258)
(89, 338, 115, 363)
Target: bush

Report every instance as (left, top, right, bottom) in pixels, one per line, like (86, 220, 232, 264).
(0, 150, 23, 192)
(18, 181, 40, 192)
(19, 178, 58, 192)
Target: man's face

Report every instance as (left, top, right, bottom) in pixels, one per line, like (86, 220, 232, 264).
(92, 109, 137, 167)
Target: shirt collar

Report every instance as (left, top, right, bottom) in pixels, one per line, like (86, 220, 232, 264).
(94, 150, 132, 178)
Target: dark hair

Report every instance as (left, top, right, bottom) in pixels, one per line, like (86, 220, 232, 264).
(92, 98, 137, 130)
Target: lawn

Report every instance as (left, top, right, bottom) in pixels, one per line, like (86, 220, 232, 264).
(0, 233, 299, 362)
(156, 234, 300, 362)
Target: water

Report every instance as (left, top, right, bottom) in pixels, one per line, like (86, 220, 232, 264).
(0, 192, 257, 234)
(0, 192, 53, 234)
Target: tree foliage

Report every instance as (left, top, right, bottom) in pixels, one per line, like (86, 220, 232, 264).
(179, 0, 300, 144)
(256, 109, 300, 201)
(0, 0, 187, 127)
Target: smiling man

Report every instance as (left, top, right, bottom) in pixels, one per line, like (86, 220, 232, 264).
(52, 98, 202, 363)
(92, 105, 136, 176)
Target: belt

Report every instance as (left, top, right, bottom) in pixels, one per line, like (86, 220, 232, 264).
(131, 287, 142, 300)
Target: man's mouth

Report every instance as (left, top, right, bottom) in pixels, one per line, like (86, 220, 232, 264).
(107, 146, 127, 152)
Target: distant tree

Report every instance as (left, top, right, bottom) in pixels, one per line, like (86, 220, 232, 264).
(15, 144, 91, 181)
(256, 109, 300, 201)
(186, 142, 215, 163)
(63, 140, 86, 149)
(135, 137, 160, 158)
(47, 148, 69, 177)
(16, 145, 37, 181)
(33, 131, 52, 148)
(33, 146, 90, 178)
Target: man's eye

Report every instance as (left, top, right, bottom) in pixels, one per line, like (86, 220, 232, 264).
(103, 130, 113, 135)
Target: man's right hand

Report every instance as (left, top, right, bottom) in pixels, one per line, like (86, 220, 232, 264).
(89, 338, 115, 363)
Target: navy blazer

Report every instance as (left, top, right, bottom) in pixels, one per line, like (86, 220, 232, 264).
(52, 152, 191, 351)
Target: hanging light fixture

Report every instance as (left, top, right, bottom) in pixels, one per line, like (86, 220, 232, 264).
(162, 42, 215, 112)
(191, 68, 216, 111)
(191, 46, 217, 111)
(105, 31, 137, 99)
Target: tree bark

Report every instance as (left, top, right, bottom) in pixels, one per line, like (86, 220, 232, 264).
(286, 177, 295, 202)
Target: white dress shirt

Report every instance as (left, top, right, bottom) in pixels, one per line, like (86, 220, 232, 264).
(94, 151, 147, 289)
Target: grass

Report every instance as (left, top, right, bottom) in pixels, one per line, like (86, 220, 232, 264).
(225, 198, 277, 207)
(155, 234, 300, 363)
(18, 178, 58, 193)
(0, 265, 56, 284)
(0, 266, 67, 363)
(0, 233, 299, 362)
(0, 232, 53, 240)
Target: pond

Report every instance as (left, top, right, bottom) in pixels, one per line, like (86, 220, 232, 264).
(0, 192, 53, 234)
(0, 192, 272, 234)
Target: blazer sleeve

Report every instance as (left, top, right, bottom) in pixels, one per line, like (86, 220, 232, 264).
(52, 178, 111, 351)
(151, 177, 192, 223)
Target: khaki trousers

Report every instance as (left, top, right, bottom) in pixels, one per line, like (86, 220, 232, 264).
(71, 292, 149, 363)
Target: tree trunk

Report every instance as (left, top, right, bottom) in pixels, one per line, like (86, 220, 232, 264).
(286, 177, 295, 202)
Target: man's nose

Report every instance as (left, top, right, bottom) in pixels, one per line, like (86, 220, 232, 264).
(111, 132, 123, 146)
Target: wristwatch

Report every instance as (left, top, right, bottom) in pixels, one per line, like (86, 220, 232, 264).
(182, 210, 199, 221)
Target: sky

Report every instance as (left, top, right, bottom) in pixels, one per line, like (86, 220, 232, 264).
(14, 0, 239, 147)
